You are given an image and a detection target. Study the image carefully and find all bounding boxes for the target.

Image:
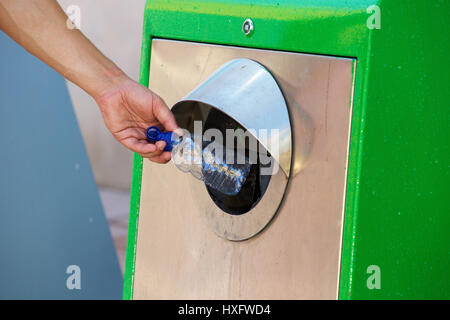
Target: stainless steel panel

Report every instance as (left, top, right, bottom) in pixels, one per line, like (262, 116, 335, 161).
(133, 39, 356, 299)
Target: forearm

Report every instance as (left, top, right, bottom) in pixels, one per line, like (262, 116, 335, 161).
(0, 0, 125, 99)
(0, 0, 178, 162)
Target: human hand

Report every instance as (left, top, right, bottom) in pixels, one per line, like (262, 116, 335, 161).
(0, 0, 180, 163)
(95, 75, 180, 163)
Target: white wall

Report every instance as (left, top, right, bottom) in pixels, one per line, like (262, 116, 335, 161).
(58, 0, 147, 190)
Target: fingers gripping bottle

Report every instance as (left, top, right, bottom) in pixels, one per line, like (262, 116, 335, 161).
(146, 126, 251, 196)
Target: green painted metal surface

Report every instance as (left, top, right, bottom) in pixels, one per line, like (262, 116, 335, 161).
(124, 0, 449, 299)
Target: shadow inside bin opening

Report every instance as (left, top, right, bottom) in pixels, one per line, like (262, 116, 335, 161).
(172, 102, 272, 215)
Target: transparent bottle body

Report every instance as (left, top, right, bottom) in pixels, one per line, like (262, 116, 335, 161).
(171, 134, 251, 196)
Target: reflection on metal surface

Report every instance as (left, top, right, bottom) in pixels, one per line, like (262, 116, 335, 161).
(134, 39, 355, 299)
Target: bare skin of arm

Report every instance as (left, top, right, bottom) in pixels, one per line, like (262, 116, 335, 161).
(0, 0, 178, 163)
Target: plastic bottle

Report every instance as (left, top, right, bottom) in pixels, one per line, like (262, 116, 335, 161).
(146, 126, 251, 196)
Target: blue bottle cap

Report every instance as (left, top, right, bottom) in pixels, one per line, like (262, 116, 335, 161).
(145, 126, 178, 152)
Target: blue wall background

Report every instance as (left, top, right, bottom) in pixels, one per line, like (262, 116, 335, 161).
(0, 32, 122, 299)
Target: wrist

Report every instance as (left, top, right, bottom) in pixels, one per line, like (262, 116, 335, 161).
(91, 65, 129, 100)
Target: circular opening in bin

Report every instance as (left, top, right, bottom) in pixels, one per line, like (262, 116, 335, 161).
(171, 58, 292, 240)
(172, 102, 273, 216)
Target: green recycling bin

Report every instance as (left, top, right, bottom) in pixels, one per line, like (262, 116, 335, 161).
(124, 0, 449, 300)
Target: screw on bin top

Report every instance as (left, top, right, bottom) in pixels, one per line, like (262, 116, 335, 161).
(242, 18, 254, 36)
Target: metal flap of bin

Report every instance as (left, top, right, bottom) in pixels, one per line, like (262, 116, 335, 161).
(172, 58, 292, 178)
